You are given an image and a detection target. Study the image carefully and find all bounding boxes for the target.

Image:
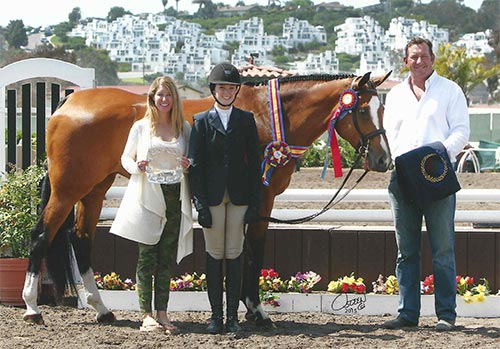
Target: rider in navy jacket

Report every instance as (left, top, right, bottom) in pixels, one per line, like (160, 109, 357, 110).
(188, 63, 261, 334)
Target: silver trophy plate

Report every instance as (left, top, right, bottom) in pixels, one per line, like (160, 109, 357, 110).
(145, 147, 183, 184)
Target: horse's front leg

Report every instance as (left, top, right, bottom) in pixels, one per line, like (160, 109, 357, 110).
(79, 267, 115, 322)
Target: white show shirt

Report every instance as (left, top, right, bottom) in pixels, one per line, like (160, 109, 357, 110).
(384, 71, 470, 163)
(214, 105, 233, 130)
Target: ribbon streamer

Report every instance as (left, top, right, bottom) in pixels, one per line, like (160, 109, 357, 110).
(322, 88, 359, 180)
(262, 79, 308, 186)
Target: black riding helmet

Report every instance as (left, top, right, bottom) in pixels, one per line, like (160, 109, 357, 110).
(208, 63, 241, 107)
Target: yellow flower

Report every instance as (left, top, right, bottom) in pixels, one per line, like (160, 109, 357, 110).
(472, 292, 486, 303)
(327, 280, 340, 292)
(182, 274, 193, 282)
(463, 290, 474, 303)
(475, 284, 487, 293)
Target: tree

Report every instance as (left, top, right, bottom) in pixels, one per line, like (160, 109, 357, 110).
(4, 20, 28, 49)
(194, 0, 218, 18)
(434, 43, 500, 104)
(75, 47, 120, 86)
(68, 7, 82, 27)
(53, 22, 74, 42)
(476, 0, 499, 33)
(107, 7, 129, 23)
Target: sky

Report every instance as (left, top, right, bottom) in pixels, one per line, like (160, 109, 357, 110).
(0, 0, 484, 28)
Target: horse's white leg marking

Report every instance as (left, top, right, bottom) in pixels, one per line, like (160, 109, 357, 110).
(369, 97, 390, 154)
(246, 296, 270, 321)
(81, 268, 110, 318)
(22, 272, 40, 316)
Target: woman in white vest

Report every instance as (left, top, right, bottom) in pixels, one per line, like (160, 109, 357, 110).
(110, 76, 193, 334)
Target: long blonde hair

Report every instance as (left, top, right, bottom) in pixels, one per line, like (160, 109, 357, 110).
(144, 76, 185, 137)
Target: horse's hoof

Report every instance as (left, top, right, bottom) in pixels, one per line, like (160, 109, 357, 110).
(96, 312, 116, 323)
(244, 311, 257, 323)
(256, 318, 277, 330)
(23, 313, 45, 325)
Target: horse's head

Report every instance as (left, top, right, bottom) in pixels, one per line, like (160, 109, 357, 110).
(335, 71, 392, 172)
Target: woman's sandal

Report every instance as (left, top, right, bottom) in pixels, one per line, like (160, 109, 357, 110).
(158, 320, 179, 335)
(140, 315, 164, 332)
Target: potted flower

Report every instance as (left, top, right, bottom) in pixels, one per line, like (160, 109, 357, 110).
(0, 163, 46, 306)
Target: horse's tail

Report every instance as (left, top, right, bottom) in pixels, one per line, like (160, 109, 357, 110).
(27, 173, 52, 276)
(34, 174, 78, 301)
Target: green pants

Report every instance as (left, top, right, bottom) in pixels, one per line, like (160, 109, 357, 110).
(136, 183, 181, 313)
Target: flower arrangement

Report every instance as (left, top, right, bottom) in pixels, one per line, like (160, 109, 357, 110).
(374, 274, 491, 304)
(170, 272, 207, 291)
(456, 275, 491, 303)
(327, 273, 366, 294)
(94, 272, 135, 290)
(259, 268, 287, 307)
(287, 271, 322, 293)
(258, 269, 322, 307)
(372, 274, 399, 295)
(421, 274, 434, 295)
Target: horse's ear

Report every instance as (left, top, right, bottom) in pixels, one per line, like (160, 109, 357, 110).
(357, 72, 372, 89)
(372, 71, 392, 87)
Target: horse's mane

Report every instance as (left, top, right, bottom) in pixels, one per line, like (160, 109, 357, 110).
(243, 73, 356, 87)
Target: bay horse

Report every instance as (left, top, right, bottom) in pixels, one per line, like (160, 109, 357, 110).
(22, 71, 391, 326)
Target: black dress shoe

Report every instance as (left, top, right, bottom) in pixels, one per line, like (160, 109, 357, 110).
(207, 318, 223, 334)
(225, 317, 241, 333)
(381, 316, 418, 329)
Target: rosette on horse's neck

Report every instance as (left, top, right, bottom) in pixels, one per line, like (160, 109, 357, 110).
(261, 79, 307, 186)
(321, 88, 359, 180)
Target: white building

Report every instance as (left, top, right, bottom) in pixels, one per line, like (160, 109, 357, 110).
(455, 31, 494, 57)
(384, 17, 448, 52)
(334, 16, 385, 55)
(291, 50, 339, 75)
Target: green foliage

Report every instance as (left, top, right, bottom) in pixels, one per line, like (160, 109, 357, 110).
(75, 47, 120, 85)
(4, 20, 28, 49)
(434, 43, 500, 104)
(64, 36, 87, 50)
(68, 7, 82, 26)
(116, 62, 132, 72)
(53, 22, 74, 42)
(300, 138, 361, 169)
(107, 7, 131, 22)
(0, 164, 47, 258)
(337, 53, 361, 73)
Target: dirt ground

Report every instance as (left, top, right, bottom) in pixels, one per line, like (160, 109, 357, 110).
(2, 168, 499, 349)
(1, 304, 500, 349)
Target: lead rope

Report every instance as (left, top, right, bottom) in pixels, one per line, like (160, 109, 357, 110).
(260, 151, 369, 224)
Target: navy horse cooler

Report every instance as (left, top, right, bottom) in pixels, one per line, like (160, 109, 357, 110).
(395, 141, 461, 204)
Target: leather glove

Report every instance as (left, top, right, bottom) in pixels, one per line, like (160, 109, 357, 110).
(244, 206, 261, 224)
(197, 208, 212, 228)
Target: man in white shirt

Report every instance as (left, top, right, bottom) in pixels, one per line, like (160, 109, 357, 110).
(382, 37, 470, 331)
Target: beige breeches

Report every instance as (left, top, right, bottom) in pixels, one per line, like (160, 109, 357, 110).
(203, 190, 247, 259)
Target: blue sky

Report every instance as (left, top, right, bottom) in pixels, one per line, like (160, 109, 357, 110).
(0, 0, 484, 28)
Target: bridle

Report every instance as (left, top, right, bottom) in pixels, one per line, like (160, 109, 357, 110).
(349, 78, 386, 156)
(261, 76, 386, 225)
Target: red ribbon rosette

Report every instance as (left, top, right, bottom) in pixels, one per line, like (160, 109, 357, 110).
(339, 88, 358, 111)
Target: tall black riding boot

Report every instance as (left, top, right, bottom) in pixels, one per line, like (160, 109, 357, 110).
(225, 255, 242, 332)
(206, 253, 224, 334)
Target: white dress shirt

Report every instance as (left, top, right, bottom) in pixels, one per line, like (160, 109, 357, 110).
(384, 71, 470, 163)
(214, 105, 233, 130)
